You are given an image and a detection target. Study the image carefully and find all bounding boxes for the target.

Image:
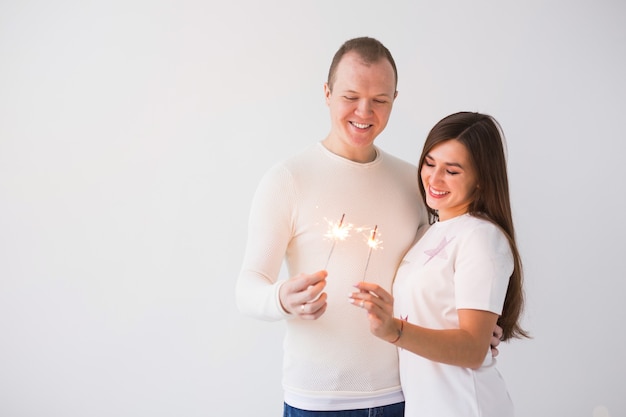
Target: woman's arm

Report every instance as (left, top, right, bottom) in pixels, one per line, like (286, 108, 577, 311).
(398, 309, 498, 369)
(349, 282, 498, 369)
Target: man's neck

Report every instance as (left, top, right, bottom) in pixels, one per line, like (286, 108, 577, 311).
(321, 138, 377, 163)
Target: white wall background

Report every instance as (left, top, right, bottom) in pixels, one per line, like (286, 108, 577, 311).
(1, 1, 625, 416)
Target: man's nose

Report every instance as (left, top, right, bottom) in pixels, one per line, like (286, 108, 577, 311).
(355, 99, 372, 116)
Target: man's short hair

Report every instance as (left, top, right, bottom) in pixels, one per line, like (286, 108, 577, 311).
(327, 37, 398, 91)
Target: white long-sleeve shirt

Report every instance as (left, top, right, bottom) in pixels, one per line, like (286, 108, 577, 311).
(236, 142, 427, 410)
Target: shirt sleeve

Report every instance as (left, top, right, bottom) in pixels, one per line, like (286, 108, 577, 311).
(453, 221, 513, 314)
(235, 164, 295, 321)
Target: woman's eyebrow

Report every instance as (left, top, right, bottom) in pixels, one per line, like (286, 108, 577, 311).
(425, 154, 464, 169)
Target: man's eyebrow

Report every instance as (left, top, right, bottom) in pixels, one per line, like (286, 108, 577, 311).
(342, 89, 394, 98)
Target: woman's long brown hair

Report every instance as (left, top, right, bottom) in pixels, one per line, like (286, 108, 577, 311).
(418, 112, 529, 341)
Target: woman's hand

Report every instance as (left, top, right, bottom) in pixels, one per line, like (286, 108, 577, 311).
(349, 281, 402, 343)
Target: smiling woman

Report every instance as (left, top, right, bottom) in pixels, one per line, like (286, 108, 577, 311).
(420, 139, 478, 221)
(349, 111, 528, 417)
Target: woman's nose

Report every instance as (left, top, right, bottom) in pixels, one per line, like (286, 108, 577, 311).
(430, 168, 444, 184)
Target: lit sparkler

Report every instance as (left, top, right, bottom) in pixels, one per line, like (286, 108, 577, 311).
(323, 213, 352, 269)
(362, 225, 383, 280)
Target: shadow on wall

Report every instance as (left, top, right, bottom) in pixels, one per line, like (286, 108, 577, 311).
(593, 406, 611, 417)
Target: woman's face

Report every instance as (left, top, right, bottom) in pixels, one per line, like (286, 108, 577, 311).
(420, 139, 478, 221)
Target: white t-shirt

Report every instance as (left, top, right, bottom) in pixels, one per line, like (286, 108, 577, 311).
(393, 213, 515, 417)
(237, 143, 427, 410)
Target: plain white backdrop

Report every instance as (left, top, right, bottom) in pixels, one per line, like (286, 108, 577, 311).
(1, 1, 625, 416)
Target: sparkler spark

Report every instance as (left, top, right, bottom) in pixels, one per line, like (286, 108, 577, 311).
(363, 225, 383, 280)
(323, 214, 352, 269)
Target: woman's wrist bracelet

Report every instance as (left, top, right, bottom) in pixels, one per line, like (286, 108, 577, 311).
(389, 319, 404, 344)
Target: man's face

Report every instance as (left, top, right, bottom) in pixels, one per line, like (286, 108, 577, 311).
(324, 52, 397, 162)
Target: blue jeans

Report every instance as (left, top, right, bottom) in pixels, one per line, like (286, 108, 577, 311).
(283, 402, 405, 417)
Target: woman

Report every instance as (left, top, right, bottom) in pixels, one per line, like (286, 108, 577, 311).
(349, 111, 529, 416)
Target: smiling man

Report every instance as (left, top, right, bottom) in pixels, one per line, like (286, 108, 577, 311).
(322, 47, 398, 163)
(236, 37, 427, 416)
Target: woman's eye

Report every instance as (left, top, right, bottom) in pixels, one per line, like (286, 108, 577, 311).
(424, 161, 434, 167)
(447, 170, 460, 175)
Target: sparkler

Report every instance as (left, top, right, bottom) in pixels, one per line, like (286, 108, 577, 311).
(362, 225, 382, 281)
(323, 213, 352, 269)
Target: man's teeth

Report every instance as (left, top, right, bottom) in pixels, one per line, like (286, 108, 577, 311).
(351, 122, 370, 129)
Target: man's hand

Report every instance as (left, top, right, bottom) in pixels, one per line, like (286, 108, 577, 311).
(491, 324, 503, 357)
(279, 270, 328, 320)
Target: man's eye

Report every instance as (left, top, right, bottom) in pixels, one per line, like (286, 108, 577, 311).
(344, 96, 357, 101)
(374, 99, 387, 104)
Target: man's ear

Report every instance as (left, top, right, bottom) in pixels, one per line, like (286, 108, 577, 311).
(323, 82, 331, 104)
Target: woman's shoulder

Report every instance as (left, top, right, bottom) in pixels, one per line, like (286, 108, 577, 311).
(439, 214, 508, 246)
(458, 215, 511, 257)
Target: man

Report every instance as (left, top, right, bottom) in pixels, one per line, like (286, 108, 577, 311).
(236, 37, 499, 416)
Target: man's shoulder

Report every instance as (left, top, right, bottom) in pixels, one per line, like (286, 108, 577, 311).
(269, 143, 318, 166)
(260, 144, 320, 179)
(377, 148, 418, 173)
